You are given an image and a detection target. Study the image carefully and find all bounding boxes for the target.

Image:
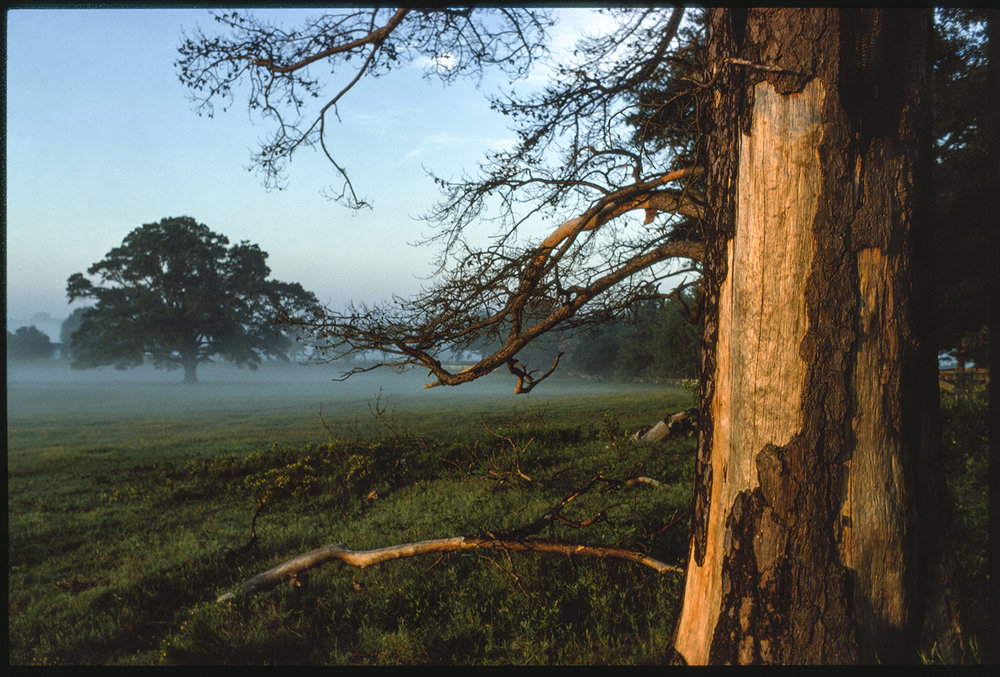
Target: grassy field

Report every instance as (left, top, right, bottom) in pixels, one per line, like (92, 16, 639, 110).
(7, 362, 989, 664)
(8, 361, 699, 665)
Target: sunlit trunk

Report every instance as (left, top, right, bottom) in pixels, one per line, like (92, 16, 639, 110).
(672, 8, 965, 664)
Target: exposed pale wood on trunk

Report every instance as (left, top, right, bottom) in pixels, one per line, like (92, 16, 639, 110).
(674, 78, 823, 665)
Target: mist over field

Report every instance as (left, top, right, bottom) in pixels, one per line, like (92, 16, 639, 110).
(5, 359, 664, 423)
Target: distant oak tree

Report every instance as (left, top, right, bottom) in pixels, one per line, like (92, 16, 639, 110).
(178, 7, 983, 663)
(67, 216, 320, 383)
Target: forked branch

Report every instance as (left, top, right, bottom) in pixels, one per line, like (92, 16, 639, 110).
(216, 537, 683, 602)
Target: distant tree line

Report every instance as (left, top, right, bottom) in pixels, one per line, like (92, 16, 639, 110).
(455, 292, 702, 382)
(6, 326, 56, 361)
(562, 295, 702, 380)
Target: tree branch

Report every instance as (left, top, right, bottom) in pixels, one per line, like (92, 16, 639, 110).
(415, 238, 703, 389)
(506, 351, 564, 394)
(538, 166, 704, 257)
(177, 8, 553, 203)
(251, 8, 410, 73)
(216, 537, 683, 602)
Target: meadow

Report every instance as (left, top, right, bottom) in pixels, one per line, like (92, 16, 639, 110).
(7, 361, 988, 664)
(8, 361, 699, 665)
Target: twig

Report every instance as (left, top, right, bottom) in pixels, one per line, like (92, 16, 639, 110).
(481, 418, 535, 483)
(318, 402, 336, 436)
(649, 507, 692, 541)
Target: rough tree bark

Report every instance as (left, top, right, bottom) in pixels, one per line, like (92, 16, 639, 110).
(672, 8, 966, 664)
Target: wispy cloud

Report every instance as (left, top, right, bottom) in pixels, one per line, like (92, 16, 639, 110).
(412, 52, 457, 73)
(406, 133, 516, 160)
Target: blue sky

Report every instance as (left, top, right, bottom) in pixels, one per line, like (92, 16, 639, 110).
(5, 7, 607, 333)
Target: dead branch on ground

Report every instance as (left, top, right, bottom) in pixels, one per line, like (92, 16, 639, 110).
(216, 537, 682, 602)
(215, 467, 687, 602)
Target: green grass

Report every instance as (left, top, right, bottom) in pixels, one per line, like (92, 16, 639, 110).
(8, 363, 695, 665)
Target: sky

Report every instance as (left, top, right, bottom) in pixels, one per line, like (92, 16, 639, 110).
(5, 7, 610, 336)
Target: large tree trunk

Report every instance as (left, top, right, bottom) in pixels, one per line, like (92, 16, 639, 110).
(672, 9, 966, 664)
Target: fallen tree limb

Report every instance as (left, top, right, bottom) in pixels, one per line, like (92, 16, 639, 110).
(216, 537, 683, 602)
(626, 476, 665, 489)
(633, 409, 697, 445)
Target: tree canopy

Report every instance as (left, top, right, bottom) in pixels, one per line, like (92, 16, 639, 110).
(66, 216, 320, 382)
(931, 8, 991, 366)
(59, 307, 86, 360)
(6, 326, 56, 361)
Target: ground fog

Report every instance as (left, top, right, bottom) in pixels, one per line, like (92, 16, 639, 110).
(6, 359, 667, 423)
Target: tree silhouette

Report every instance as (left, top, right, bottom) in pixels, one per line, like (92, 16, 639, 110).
(67, 216, 320, 383)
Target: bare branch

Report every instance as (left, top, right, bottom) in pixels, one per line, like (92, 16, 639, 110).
(250, 8, 410, 73)
(481, 418, 535, 481)
(216, 536, 683, 602)
(177, 8, 554, 204)
(291, 229, 702, 392)
(666, 276, 704, 323)
(506, 351, 563, 394)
